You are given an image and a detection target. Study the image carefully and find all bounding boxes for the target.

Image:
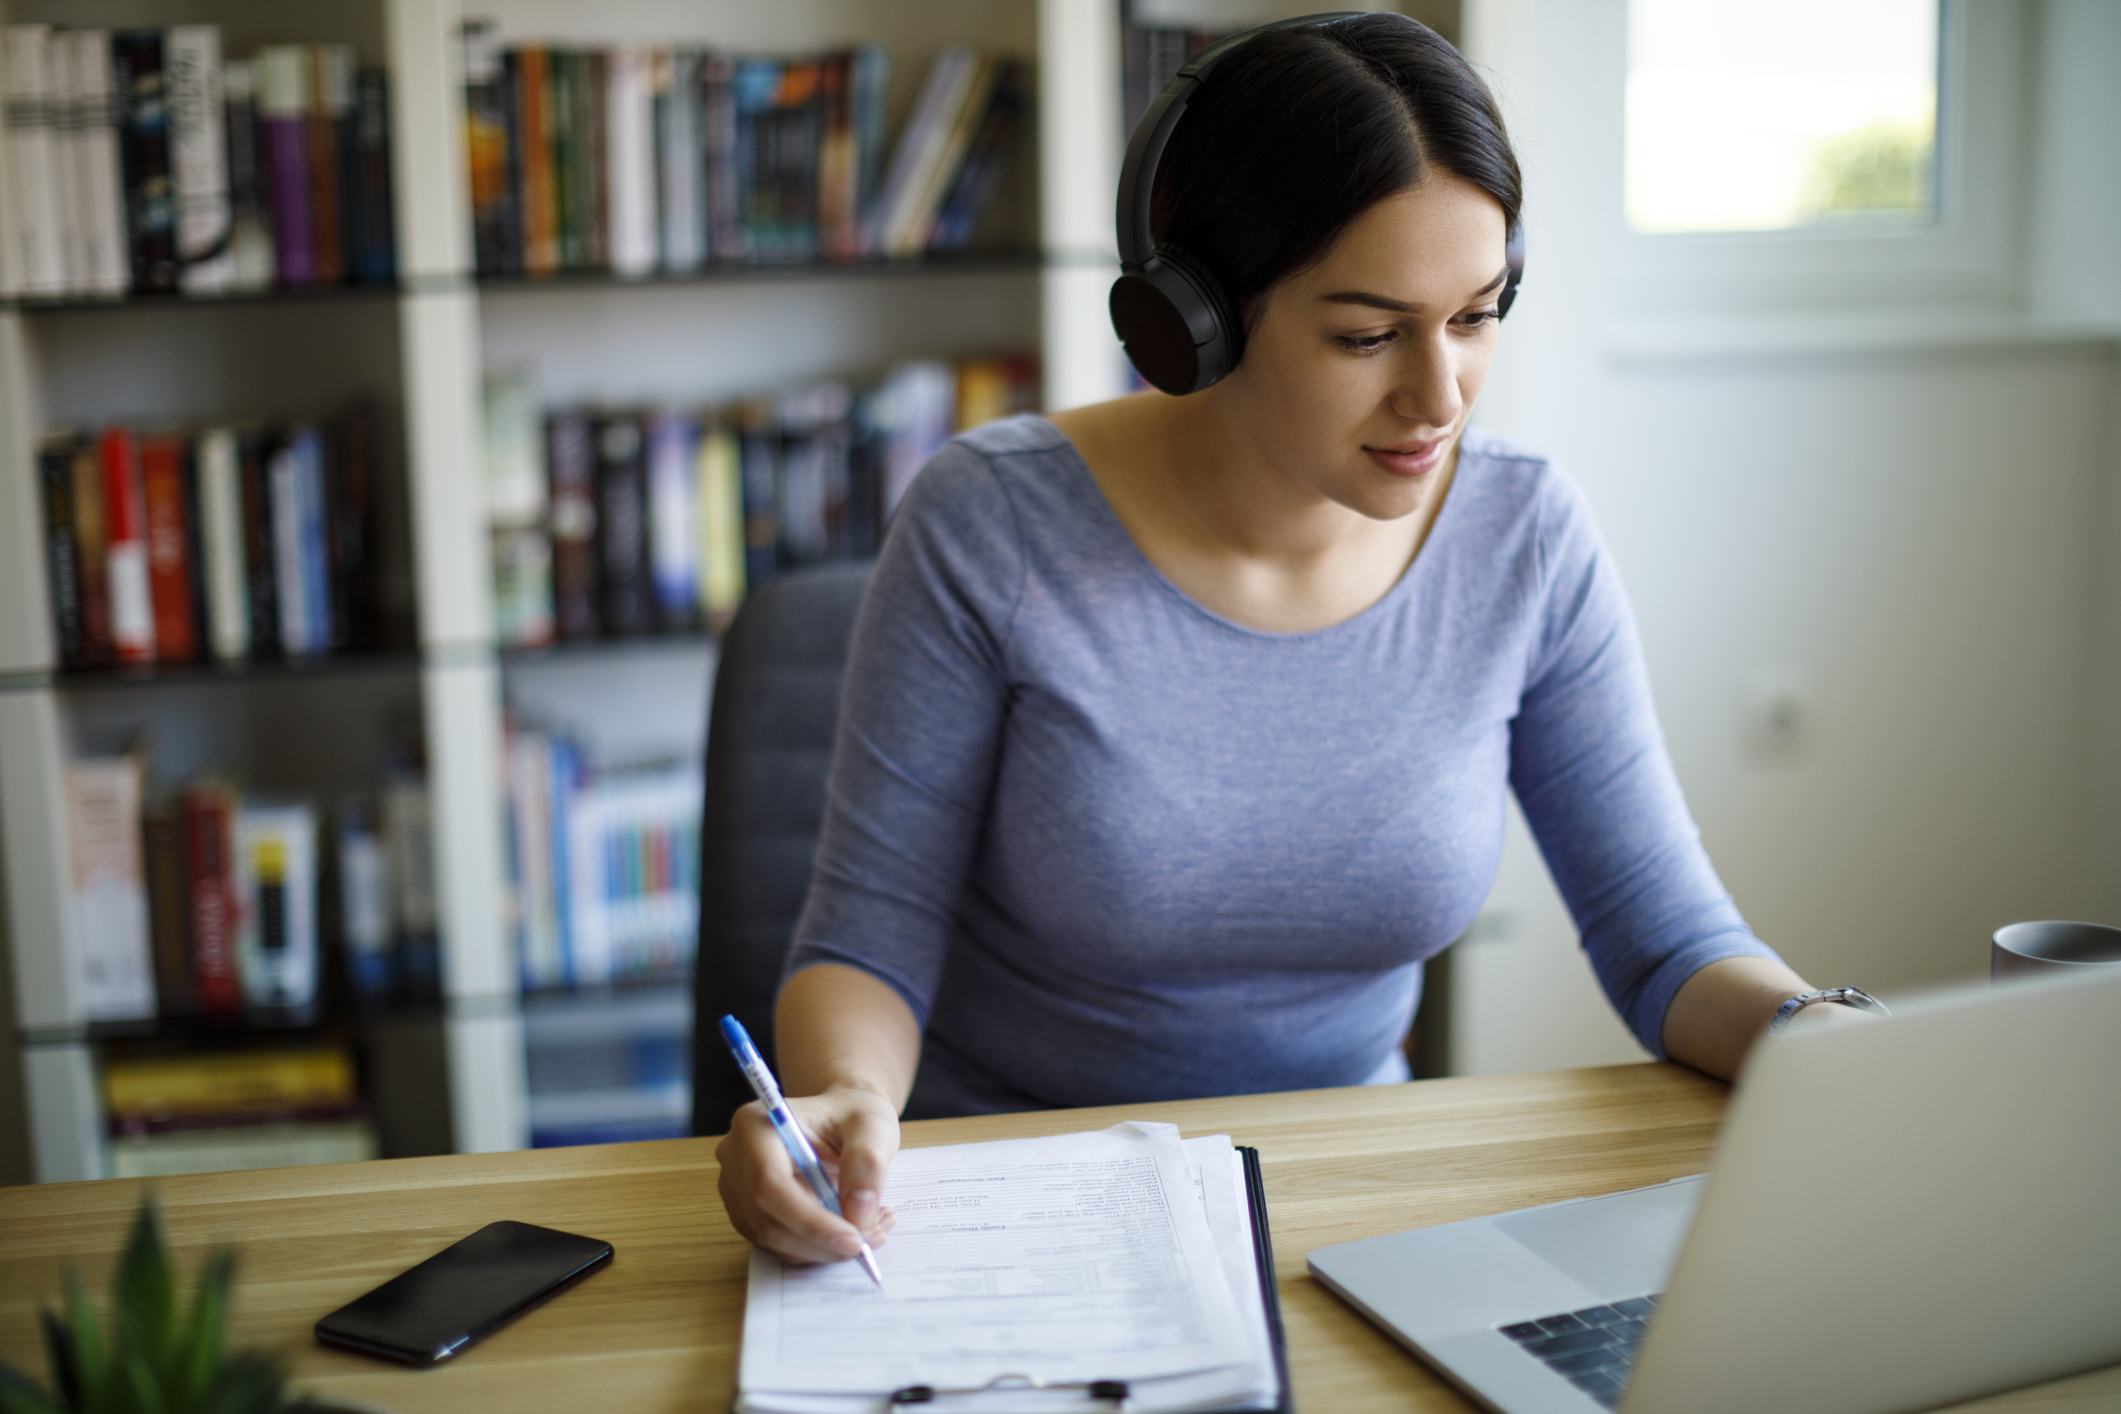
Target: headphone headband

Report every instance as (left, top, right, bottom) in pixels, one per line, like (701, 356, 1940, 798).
(1115, 13, 1364, 270)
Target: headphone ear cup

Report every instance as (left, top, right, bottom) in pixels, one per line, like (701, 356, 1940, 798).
(1108, 244, 1245, 395)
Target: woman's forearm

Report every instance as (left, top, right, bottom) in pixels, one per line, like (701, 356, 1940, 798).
(775, 962, 923, 1109)
(1660, 954, 1873, 1081)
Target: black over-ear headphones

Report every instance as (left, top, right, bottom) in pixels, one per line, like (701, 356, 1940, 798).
(1109, 12, 1526, 396)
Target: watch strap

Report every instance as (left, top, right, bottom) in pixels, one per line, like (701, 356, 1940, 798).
(1769, 987, 1890, 1035)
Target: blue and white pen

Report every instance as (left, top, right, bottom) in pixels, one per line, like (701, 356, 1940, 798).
(720, 1014, 885, 1289)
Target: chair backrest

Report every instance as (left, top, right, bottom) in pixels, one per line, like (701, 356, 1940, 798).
(692, 562, 873, 1135)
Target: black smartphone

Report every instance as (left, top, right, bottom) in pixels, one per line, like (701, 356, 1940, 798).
(314, 1220, 613, 1366)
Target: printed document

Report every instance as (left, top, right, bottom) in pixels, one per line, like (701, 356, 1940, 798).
(737, 1122, 1278, 1414)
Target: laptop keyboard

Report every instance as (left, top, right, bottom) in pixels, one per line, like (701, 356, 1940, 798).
(1498, 1294, 1660, 1409)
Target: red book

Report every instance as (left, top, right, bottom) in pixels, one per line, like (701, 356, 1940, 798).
(181, 782, 244, 1013)
(140, 432, 198, 663)
(99, 427, 156, 663)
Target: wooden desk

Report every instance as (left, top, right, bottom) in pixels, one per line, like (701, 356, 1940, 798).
(2, 1063, 2114, 1413)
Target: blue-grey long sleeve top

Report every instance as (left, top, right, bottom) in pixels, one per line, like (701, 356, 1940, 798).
(787, 416, 1778, 1117)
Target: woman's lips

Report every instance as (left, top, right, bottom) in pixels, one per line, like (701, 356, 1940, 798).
(1364, 439, 1448, 478)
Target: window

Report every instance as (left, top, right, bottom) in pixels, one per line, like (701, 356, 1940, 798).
(1626, 0, 1938, 235)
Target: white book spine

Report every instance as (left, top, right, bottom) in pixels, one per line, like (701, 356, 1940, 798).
(507, 734, 561, 989)
(196, 427, 250, 660)
(68, 31, 129, 297)
(235, 803, 319, 1010)
(5, 24, 67, 296)
(656, 49, 704, 272)
(64, 757, 158, 1021)
(649, 410, 698, 611)
(608, 44, 658, 278)
(872, 46, 977, 259)
(46, 27, 83, 292)
(167, 25, 233, 293)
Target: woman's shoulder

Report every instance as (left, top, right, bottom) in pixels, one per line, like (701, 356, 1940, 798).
(1454, 426, 1598, 538)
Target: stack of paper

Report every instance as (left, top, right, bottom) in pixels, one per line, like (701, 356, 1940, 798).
(738, 1123, 1281, 1414)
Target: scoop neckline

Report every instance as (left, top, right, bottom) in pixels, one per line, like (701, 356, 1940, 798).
(1031, 415, 1467, 644)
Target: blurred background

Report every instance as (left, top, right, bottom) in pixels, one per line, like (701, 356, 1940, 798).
(0, 0, 2113, 1184)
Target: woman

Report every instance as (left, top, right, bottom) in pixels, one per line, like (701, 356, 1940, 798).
(718, 14, 1873, 1267)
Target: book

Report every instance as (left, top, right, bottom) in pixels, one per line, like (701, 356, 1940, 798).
(895, 54, 1001, 257)
(269, 426, 332, 656)
(382, 774, 438, 994)
(195, 426, 250, 660)
(63, 756, 158, 1021)
(105, 1119, 378, 1178)
(606, 44, 657, 278)
(931, 58, 1029, 251)
(585, 50, 610, 270)
(594, 412, 653, 635)
(463, 22, 516, 277)
(67, 434, 115, 665)
(46, 26, 85, 291)
(547, 409, 599, 639)
(235, 801, 319, 1010)
(655, 48, 705, 272)
(696, 417, 746, 624)
(220, 59, 275, 290)
(325, 402, 381, 651)
(733, 57, 818, 264)
(735, 400, 781, 589)
(98, 426, 156, 662)
(4, 25, 67, 296)
(486, 370, 553, 647)
(112, 29, 178, 293)
(561, 765, 702, 985)
(141, 805, 193, 1015)
(699, 53, 738, 261)
(307, 45, 352, 285)
(336, 797, 394, 1002)
(166, 25, 233, 293)
(180, 780, 244, 1012)
(140, 430, 199, 663)
(867, 46, 978, 259)
(735, 1126, 1287, 1414)
(103, 1047, 358, 1119)
(647, 410, 699, 630)
(37, 433, 84, 666)
(548, 50, 580, 269)
(64, 29, 132, 298)
(515, 46, 558, 276)
(255, 45, 313, 286)
(237, 426, 281, 659)
(506, 731, 563, 990)
(349, 69, 395, 282)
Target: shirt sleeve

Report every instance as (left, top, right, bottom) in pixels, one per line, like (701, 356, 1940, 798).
(1508, 468, 1781, 1057)
(783, 441, 1026, 1027)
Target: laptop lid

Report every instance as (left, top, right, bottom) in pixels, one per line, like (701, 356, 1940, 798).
(1625, 967, 2121, 1414)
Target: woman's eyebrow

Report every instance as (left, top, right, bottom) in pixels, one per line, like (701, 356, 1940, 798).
(1320, 266, 1512, 313)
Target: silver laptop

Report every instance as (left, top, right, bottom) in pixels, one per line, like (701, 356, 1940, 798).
(1307, 967, 2121, 1414)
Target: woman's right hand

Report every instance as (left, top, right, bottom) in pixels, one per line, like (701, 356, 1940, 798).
(716, 1083, 901, 1265)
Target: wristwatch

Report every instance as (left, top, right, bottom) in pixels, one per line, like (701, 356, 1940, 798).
(1768, 987, 1890, 1035)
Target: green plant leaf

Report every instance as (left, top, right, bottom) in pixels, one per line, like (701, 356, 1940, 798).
(34, 1308, 78, 1412)
(176, 1250, 233, 1411)
(0, 1360, 68, 1414)
(117, 1350, 167, 1414)
(112, 1198, 180, 1381)
(208, 1352, 292, 1414)
(61, 1273, 109, 1412)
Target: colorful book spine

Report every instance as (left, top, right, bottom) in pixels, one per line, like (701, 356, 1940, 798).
(68, 436, 114, 664)
(181, 781, 244, 1012)
(140, 431, 199, 663)
(737, 400, 782, 588)
(307, 45, 350, 286)
(516, 46, 558, 276)
(696, 418, 746, 623)
(38, 434, 84, 666)
(383, 774, 438, 992)
(98, 425, 155, 662)
(64, 756, 158, 1021)
(700, 53, 738, 261)
(166, 25, 233, 293)
(868, 46, 977, 259)
(237, 427, 280, 658)
(235, 801, 319, 1010)
(463, 22, 513, 276)
(255, 46, 313, 286)
(584, 50, 610, 271)
(195, 427, 250, 661)
(932, 59, 1029, 251)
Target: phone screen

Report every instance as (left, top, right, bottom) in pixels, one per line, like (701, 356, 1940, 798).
(314, 1220, 613, 1366)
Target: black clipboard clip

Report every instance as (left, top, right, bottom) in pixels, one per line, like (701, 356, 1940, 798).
(889, 1374, 1132, 1409)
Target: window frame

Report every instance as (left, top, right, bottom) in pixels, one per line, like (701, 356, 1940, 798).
(1615, 0, 2029, 316)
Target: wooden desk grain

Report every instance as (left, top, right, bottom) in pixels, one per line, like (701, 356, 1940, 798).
(2, 1063, 2114, 1413)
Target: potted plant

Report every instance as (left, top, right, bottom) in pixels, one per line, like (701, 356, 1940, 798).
(0, 1196, 380, 1414)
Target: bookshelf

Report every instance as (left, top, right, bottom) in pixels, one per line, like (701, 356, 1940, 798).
(1, 0, 1447, 1182)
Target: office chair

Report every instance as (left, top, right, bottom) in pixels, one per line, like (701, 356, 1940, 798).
(691, 561, 874, 1136)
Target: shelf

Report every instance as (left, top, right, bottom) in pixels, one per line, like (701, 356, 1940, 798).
(1, 650, 425, 696)
(500, 632, 720, 667)
(473, 248, 1044, 295)
(0, 281, 415, 316)
(16, 993, 462, 1050)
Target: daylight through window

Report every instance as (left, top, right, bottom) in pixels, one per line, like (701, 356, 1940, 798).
(1626, 0, 1939, 235)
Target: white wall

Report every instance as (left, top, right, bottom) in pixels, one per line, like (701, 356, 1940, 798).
(1451, 0, 2121, 1075)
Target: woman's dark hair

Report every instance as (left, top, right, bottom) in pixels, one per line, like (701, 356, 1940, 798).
(1152, 14, 1521, 317)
